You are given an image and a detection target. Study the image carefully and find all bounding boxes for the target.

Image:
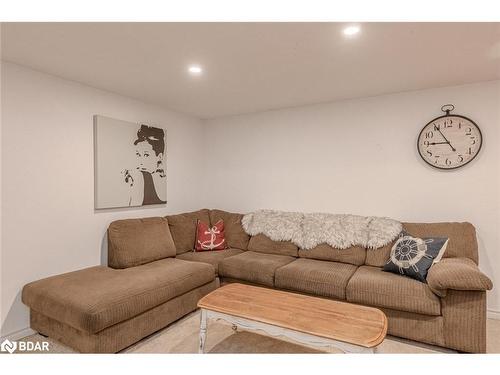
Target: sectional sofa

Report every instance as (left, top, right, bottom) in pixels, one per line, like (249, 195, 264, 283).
(22, 209, 493, 353)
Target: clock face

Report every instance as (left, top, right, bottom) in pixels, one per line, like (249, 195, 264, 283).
(417, 115, 482, 170)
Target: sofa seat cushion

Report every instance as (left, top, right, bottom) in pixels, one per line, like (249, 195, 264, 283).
(176, 248, 244, 275)
(219, 251, 295, 287)
(275, 258, 358, 300)
(22, 258, 215, 334)
(346, 266, 441, 316)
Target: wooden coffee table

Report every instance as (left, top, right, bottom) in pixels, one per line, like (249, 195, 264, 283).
(197, 283, 387, 354)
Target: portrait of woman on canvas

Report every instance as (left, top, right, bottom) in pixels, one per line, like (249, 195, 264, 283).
(122, 125, 167, 206)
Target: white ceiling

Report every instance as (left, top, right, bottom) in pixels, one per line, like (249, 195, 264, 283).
(2, 22, 500, 119)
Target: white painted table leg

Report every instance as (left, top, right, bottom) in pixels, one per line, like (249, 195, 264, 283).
(199, 309, 207, 354)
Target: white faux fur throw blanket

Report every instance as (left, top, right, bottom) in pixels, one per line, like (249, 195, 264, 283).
(242, 210, 402, 250)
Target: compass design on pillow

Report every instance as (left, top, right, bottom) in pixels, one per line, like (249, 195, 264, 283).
(384, 231, 449, 282)
(389, 233, 434, 274)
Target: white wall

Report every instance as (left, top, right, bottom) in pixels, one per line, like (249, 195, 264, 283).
(0, 63, 206, 337)
(203, 80, 500, 312)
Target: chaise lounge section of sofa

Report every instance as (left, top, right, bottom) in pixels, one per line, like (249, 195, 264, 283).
(22, 209, 493, 353)
(22, 217, 219, 353)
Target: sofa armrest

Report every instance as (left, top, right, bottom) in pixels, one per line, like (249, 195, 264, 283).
(427, 258, 493, 297)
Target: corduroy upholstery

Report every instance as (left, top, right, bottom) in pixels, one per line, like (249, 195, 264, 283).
(404, 222, 478, 263)
(165, 209, 211, 254)
(365, 221, 478, 267)
(380, 308, 445, 347)
(346, 266, 441, 316)
(275, 258, 357, 299)
(442, 290, 487, 353)
(364, 247, 391, 268)
(247, 234, 298, 257)
(176, 248, 244, 275)
(30, 280, 218, 353)
(108, 217, 176, 268)
(22, 258, 215, 333)
(426, 258, 493, 297)
(298, 244, 366, 266)
(209, 209, 250, 250)
(219, 251, 295, 286)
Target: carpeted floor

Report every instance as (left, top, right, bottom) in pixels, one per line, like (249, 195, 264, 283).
(16, 310, 500, 354)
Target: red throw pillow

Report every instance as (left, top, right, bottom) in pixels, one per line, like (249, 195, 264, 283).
(195, 219, 227, 251)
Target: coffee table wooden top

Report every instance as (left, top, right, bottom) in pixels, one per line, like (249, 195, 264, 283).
(198, 283, 387, 348)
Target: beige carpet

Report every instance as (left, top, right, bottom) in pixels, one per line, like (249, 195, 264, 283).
(15, 310, 500, 354)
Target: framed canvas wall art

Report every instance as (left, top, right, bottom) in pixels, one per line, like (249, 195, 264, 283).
(94, 115, 167, 209)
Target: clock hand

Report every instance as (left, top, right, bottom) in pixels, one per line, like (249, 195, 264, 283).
(428, 142, 449, 145)
(436, 128, 456, 152)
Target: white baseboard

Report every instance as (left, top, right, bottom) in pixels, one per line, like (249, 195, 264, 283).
(487, 309, 500, 320)
(0, 327, 37, 341)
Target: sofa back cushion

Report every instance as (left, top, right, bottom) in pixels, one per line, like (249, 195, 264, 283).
(209, 209, 250, 250)
(298, 244, 366, 266)
(247, 234, 298, 257)
(166, 209, 211, 254)
(108, 217, 176, 269)
(365, 221, 478, 267)
(404, 222, 478, 262)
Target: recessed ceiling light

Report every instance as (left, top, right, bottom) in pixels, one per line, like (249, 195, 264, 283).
(188, 65, 203, 75)
(343, 25, 361, 36)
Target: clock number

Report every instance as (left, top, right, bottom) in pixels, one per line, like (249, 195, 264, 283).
(426, 150, 432, 157)
(433, 123, 440, 131)
(423, 140, 430, 147)
(458, 122, 462, 129)
(445, 158, 452, 166)
(467, 147, 472, 155)
(471, 138, 476, 145)
(466, 127, 472, 135)
(425, 131, 433, 139)
(458, 155, 464, 163)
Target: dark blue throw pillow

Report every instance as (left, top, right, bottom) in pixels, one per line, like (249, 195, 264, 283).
(383, 231, 449, 283)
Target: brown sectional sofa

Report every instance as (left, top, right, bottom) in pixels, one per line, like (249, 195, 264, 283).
(22, 209, 493, 353)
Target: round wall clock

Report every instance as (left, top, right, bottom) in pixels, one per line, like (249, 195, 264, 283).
(417, 105, 482, 170)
